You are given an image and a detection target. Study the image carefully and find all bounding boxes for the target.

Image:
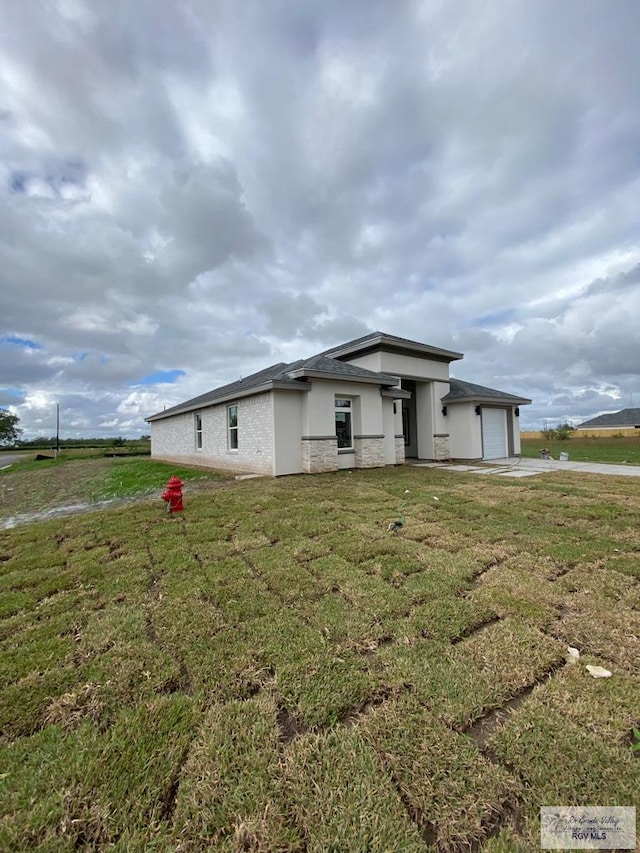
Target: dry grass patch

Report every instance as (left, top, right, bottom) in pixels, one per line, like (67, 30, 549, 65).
(467, 556, 562, 626)
(173, 695, 300, 851)
(378, 619, 564, 729)
(359, 694, 519, 850)
(487, 683, 639, 848)
(283, 727, 426, 851)
(43, 682, 105, 730)
(2, 463, 639, 850)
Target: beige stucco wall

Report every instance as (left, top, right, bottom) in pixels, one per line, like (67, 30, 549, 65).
(272, 389, 304, 475)
(382, 398, 399, 464)
(447, 402, 483, 460)
(446, 402, 521, 459)
(301, 379, 385, 437)
(151, 393, 275, 474)
(415, 382, 434, 458)
(510, 411, 522, 454)
(337, 450, 355, 469)
(346, 351, 451, 382)
(300, 379, 392, 473)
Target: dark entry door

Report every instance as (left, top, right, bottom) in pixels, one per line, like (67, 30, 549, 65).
(402, 397, 418, 457)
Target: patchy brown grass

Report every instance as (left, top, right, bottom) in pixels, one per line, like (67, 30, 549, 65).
(1, 464, 639, 851)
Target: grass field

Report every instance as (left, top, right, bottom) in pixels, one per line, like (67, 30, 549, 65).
(521, 434, 640, 465)
(1, 459, 639, 851)
(0, 456, 228, 523)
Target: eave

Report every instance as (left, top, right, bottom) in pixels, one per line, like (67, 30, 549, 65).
(145, 379, 309, 422)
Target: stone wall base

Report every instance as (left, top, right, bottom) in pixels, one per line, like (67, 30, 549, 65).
(354, 436, 385, 468)
(302, 438, 338, 473)
(394, 436, 406, 464)
(433, 434, 450, 461)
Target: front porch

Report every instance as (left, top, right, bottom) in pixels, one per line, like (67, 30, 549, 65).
(399, 378, 450, 462)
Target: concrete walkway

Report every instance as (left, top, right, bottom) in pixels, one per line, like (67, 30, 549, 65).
(411, 456, 640, 478)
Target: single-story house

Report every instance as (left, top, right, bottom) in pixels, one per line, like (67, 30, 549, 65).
(146, 331, 531, 476)
(576, 408, 640, 433)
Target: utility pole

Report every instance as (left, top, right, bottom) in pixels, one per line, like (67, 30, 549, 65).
(56, 404, 60, 457)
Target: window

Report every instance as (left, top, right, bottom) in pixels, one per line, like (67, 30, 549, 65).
(227, 404, 238, 449)
(195, 412, 203, 449)
(335, 398, 353, 449)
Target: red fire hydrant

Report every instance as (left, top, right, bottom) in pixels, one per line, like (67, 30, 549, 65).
(162, 475, 184, 513)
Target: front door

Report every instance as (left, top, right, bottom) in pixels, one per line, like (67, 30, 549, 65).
(402, 398, 418, 457)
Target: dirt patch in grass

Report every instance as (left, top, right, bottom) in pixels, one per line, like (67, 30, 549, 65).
(0, 456, 232, 527)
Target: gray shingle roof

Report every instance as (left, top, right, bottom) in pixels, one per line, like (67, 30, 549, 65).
(146, 354, 400, 421)
(319, 331, 463, 362)
(441, 378, 531, 405)
(576, 408, 640, 429)
(286, 354, 398, 383)
(146, 362, 294, 421)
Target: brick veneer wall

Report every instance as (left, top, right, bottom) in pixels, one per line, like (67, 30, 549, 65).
(151, 393, 274, 474)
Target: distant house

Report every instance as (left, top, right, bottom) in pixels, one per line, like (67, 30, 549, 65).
(146, 332, 531, 475)
(576, 408, 640, 432)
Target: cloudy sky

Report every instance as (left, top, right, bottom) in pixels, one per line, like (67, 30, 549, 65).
(2, 0, 639, 438)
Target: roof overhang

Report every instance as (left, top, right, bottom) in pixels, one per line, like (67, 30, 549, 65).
(285, 367, 399, 386)
(146, 379, 309, 422)
(381, 387, 412, 399)
(329, 333, 463, 364)
(442, 393, 531, 406)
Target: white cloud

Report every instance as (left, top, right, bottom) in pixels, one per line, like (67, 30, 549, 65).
(1, 0, 639, 437)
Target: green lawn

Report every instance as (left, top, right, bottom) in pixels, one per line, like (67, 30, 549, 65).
(521, 434, 640, 465)
(1, 461, 639, 851)
(0, 456, 228, 522)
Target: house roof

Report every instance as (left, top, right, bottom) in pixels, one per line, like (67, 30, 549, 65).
(146, 333, 527, 423)
(441, 378, 531, 406)
(146, 362, 298, 421)
(146, 353, 401, 422)
(576, 408, 640, 429)
(319, 331, 463, 363)
(285, 354, 398, 384)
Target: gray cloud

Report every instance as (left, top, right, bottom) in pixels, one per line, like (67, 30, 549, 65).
(1, 0, 639, 437)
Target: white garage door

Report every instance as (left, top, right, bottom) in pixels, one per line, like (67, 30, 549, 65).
(482, 408, 508, 459)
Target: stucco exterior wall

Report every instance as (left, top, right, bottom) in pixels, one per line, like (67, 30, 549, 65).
(301, 379, 385, 438)
(415, 382, 434, 459)
(447, 402, 483, 460)
(272, 389, 304, 475)
(151, 393, 274, 474)
(510, 410, 521, 454)
(337, 450, 354, 469)
(300, 379, 386, 473)
(382, 398, 398, 464)
(345, 351, 450, 382)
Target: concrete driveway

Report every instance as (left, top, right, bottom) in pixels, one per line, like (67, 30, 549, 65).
(413, 456, 640, 478)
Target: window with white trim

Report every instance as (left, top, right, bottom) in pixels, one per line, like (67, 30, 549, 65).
(335, 398, 353, 449)
(227, 404, 238, 450)
(195, 412, 203, 450)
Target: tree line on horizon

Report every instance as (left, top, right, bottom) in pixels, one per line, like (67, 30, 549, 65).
(1, 409, 150, 448)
